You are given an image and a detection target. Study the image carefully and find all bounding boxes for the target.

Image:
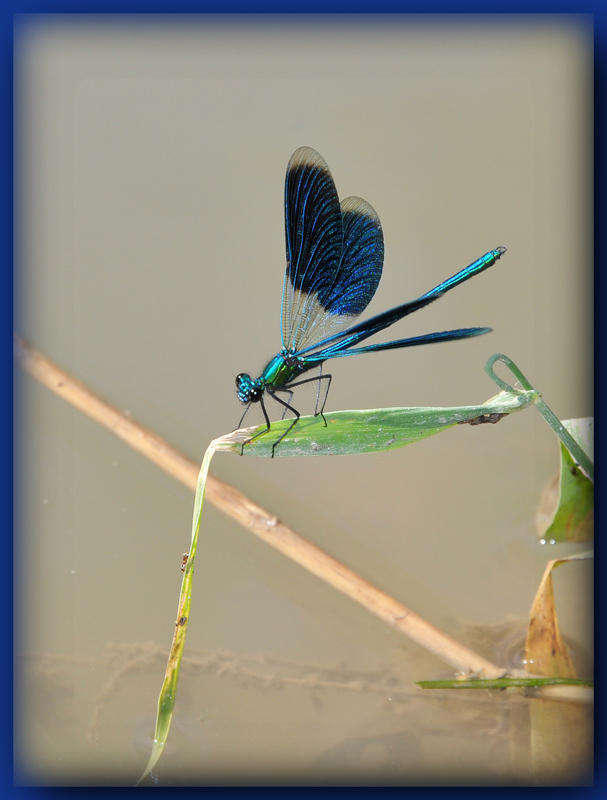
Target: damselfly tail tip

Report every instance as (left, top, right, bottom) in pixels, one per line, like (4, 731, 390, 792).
(496, 246, 507, 256)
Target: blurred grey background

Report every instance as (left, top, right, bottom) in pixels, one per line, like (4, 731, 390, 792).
(14, 15, 592, 785)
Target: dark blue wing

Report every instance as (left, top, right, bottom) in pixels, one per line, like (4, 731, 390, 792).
(320, 195, 384, 318)
(281, 147, 343, 351)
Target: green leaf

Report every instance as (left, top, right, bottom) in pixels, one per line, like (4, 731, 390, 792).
(215, 389, 538, 458)
(536, 418, 594, 543)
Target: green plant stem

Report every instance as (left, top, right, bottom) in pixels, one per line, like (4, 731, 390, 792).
(418, 677, 593, 689)
(485, 354, 594, 482)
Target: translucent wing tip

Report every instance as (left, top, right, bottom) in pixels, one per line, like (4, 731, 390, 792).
(288, 146, 329, 173)
(341, 195, 381, 225)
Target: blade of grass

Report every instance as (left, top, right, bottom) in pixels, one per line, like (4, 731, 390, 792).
(136, 442, 217, 784)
